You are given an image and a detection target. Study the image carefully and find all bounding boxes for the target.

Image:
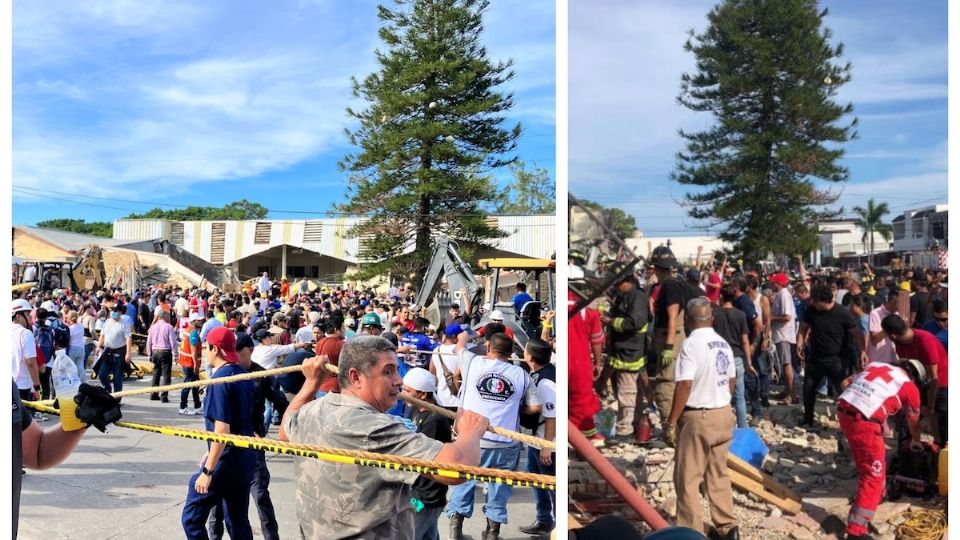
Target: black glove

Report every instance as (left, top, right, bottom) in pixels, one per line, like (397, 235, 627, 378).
(74, 383, 122, 433)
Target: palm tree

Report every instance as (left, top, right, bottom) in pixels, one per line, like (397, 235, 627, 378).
(852, 199, 893, 266)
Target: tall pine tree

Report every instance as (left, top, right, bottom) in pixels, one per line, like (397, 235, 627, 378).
(338, 0, 521, 281)
(672, 0, 857, 261)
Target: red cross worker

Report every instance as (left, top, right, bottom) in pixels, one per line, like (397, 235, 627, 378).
(836, 361, 925, 539)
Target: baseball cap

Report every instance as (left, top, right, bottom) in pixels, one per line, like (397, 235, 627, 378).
(768, 273, 789, 287)
(207, 327, 240, 363)
(235, 332, 255, 351)
(686, 268, 701, 282)
(490, 309, 504, 321)
(253, 328, 273, 342)
(445, 324, 465, 337)
(361, 312, 382, 328)
(403, 367, 437, 393)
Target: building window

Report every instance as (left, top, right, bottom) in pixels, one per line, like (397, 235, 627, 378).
(893, 222, 905, 240)
(211, 222, 226, 265)
(255, 222, 272, 244)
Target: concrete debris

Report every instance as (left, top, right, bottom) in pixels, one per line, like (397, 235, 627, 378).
(571, 398, 945, 540)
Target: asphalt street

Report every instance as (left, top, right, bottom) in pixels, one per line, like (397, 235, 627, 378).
(18, 360, 546, 540)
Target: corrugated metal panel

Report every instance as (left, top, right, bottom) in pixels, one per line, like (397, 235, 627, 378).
(490, 215, 556, 260)
(112, 219, 171, 241)
(210, 223, 226, 265)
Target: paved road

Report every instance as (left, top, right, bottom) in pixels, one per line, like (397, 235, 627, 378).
(18, 366, 547, 540)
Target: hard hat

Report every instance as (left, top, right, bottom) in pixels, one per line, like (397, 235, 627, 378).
(904, 359, 926, 382)
(12, 299, 32, 316)
(650, 246, 678, 270)
(403, 367, 437, 393)
(490, 309, 504, 321)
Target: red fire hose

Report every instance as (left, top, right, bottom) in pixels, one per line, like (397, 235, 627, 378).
(569, 420, 670, 530)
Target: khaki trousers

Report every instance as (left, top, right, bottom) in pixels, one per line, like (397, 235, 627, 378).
(673, 406, 738, 535)
(652, 319, 685, 417)
(613, 370, 644, 435)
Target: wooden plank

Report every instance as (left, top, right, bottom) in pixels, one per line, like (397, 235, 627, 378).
(728, 468, 802, 515)
(727, 453, 802, 503)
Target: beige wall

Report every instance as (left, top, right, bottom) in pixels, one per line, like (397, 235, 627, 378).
(13, 230, 71, 260)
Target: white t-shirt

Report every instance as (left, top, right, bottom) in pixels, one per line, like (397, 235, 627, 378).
(457, 349, 541, 446)
(101, 319, 130, 349)
(867, 305, 899, 364)
(431, 344, 460, 407)
(12, 325, 37, 390)
(532, 370, 556, 448)
(251, 343, 296, 370)
(674, 327, 736, 409)
(294, 326, 314, 344)
(68, 323, 85, 349)
(771, 288, 797, 344)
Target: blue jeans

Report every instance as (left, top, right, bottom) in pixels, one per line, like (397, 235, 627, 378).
(181, 367, 202, 409)
(731, 357, 748, 428)
(68, 346, 86, 385)
(744, 350, 770, 417)
(525, 446, 556, 527)
(262, 377, 279, 433)
(97, 347, 126, 393)
(206, 453, 278, 540)
(413, 506, 444, 540)
(182, 466, 254, 540)
(446, 444, 521, 524)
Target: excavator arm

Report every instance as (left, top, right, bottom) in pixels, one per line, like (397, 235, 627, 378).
(416, 238, 485, 328)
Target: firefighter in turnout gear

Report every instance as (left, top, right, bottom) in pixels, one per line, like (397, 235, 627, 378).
(837, 360, 925, 540)
(600, 273, 652, 440)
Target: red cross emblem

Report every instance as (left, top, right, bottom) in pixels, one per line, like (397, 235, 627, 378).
(864, 364, 894, 383)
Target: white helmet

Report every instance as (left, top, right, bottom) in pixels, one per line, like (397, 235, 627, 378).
(490, 309, 504, 321)
(12, 299, 33, 316)
(903, 359, 926, 382)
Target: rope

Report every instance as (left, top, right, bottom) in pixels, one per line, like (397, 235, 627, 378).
(42, 362, 556, 450)
(21, 401, 554, 490)
(895, 509, 947, 540)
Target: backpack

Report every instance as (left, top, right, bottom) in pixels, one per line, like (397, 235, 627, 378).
(519, 364, 555, 431)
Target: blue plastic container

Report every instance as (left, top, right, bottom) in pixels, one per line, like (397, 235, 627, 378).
(728, 427, 768, 469)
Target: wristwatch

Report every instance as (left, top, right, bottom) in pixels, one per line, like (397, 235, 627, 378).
(201, 466, 212, 476)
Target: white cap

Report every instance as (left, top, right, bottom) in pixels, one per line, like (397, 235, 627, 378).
(40, 300, 56, 312)
(12, 299, 32, 316)
(403, 367, 437, 393)
(490, 309, 504, 321)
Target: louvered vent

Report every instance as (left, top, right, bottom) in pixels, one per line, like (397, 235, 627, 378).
(485, 216, 499, 229)
(171, 223, 184, 245)
(304, 221, 323, 243)
(254, 222, 271, 244)
(358, 232, 377, 262)
(211, 223, 226, 265)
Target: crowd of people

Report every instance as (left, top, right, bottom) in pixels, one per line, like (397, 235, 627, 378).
(13, 273, 557, 540)
(570, 246, 947, 540)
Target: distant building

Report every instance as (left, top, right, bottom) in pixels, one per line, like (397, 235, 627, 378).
(624, 234, 733, 266)
(892, 204, 948, 252)
(816, 218, 894, 262)
(13, 225, 136, 261)
(112, 215, 555, 281)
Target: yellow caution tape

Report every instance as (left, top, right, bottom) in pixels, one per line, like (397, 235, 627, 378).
(22, 401, 554, 490)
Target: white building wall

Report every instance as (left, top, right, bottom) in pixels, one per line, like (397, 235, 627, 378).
(625, 235, 733, 265)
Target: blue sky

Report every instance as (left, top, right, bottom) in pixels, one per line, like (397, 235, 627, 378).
(570, 0, 948, 238)
(12, 0, 556, 226)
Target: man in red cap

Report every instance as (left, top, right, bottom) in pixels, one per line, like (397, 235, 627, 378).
(768, 273, 798, 403)
(181, 326, 257, 539)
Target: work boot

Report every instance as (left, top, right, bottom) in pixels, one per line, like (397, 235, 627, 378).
(482, 517, 502, 540)
(708, 526, 740, 540)
(448, 513, 464, 540)
(519, 520, 553, 536)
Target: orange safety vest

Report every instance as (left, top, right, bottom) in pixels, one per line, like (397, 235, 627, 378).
(178, 335, 197, 369)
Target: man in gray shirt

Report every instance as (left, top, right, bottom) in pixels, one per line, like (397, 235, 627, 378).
(280, 336, 490, 540)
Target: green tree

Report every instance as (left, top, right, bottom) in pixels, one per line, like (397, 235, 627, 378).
(495, 161, 555, 214)
(577, 198, 637, 241)
(852, 198, 892, 266)
(672, 0, 858, 261)
(127, 199, 268, 221)
(36, 218, 113, 237)
(337, 0, 521, 281)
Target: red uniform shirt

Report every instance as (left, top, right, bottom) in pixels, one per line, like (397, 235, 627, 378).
(895, 329, 948, 387)
(705, 271, 722, 304)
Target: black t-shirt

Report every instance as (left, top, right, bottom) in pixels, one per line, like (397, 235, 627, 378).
(278, 350, 313, 395)
(802, 304, 856, 363)
(712, 306, 749, 359)
(910, 291, 933, 328)
(14, 379, 32, 539)
(411, 410, 453, 507)
(654, 278, 700, 326)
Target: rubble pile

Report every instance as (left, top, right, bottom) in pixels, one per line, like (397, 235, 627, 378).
(570, 399, 946, 540)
